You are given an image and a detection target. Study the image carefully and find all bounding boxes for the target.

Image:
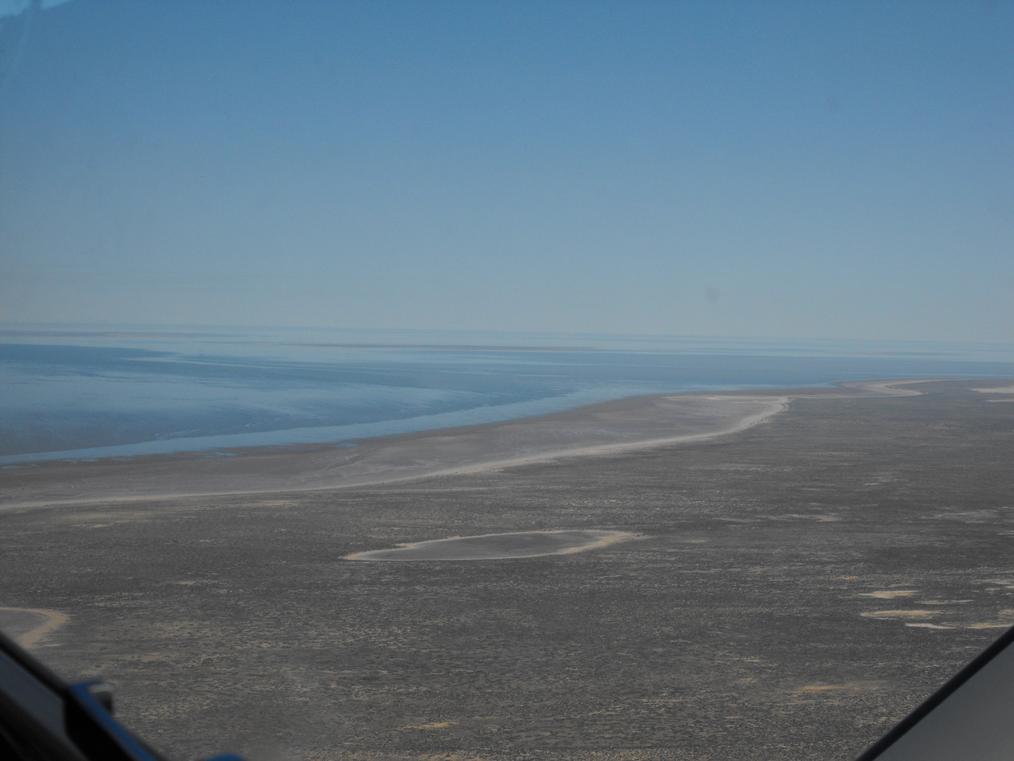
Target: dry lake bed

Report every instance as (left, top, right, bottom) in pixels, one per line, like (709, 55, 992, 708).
(3, 380, 1014, 760)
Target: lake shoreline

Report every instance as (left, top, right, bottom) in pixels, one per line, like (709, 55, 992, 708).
(0, 379, 950, 510)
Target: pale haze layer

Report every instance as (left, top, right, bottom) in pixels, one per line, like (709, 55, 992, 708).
(1, 0, 1012, 341)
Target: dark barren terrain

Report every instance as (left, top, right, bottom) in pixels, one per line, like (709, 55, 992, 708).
(3, 380, 1014, 760)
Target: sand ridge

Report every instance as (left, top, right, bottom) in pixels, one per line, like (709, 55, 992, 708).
(422, 396, 790, 481)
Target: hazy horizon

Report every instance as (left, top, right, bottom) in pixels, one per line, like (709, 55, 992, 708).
(4, 320, 1014, 355)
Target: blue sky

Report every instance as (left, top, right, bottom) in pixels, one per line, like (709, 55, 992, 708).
(1, 0, 1012, 341)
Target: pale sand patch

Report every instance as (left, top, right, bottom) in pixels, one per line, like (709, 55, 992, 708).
(847, 379, 933, 397)
(345, 529, 641, 562)
(973, 385, 1014, 394)
(858, 590, 917, 600)
(968, 622, 1013, 630)
(769, 513, 841, 523)
(56, 509, 155, 525)
(983, 578, 1014, 591)
(930, 507, 1014, 522)
(966, 609, 1014, 630)
(0, 607, 69, 648)
(861, 609, 940, 620)
(400, 721, 458, 731)
(919, 599, 972, 606)
(905, 623, 955, 630)
(795, 681, 881, 696)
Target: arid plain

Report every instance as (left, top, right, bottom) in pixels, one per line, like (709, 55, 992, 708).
(3, 380, 1014, 760)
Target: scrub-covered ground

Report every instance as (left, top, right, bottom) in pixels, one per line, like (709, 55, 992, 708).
(3, 380, 1014, 760)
